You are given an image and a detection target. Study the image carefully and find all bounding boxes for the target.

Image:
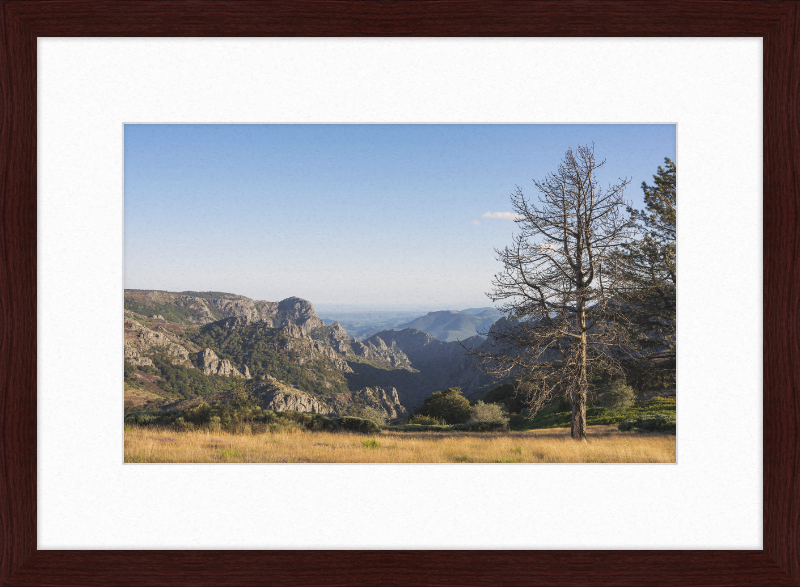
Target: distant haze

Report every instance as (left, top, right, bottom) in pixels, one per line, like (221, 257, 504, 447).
(124, 124, 676, 306)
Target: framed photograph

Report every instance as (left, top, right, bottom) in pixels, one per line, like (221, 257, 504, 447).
(122, 123, 678, 464)
(3, 1, 798, 585)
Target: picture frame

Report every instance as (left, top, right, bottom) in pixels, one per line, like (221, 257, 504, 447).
(2, 1, 797, 585)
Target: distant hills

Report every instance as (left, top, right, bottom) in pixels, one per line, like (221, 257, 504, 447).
(318, 309, 425, 340)
(394, 307, 503, 342)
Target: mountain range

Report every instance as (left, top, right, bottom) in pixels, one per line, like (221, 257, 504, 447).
(393, 307, 502, 342)
(124, 290, 503, 419)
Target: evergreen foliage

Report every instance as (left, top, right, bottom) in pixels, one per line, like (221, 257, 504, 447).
(335, 416, 381, 434)
(407, 414, 445, 426)
(414, 387, 472, 424)
(481, 382, 529, 414)
(512, 397, 675, 433)
(615, 157, 677, 358)
(125, 402, 340, 434)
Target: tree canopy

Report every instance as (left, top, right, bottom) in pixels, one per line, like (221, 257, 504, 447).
(614, 157, 676, 360)
(414, 387, 472, 424)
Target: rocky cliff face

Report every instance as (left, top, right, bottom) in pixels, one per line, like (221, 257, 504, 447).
(327, 387, 409, 422)
(124, 312, 197, 368)
(124, 290, 334, 335)
(276, 297, 325, 332)
(197, 348, 250, 379)
(254, 378, 408, 422)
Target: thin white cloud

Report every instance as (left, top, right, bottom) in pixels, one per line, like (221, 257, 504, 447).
(470, 219, 481, 226)
(482, 211, 522, 221)
(536, 242, 560, 253)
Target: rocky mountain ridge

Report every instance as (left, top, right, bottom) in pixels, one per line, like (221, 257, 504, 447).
(163, 375, 408, 423)
(124, 289, 502, 417)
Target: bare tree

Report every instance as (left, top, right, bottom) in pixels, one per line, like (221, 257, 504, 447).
(468, 145, 636, 440)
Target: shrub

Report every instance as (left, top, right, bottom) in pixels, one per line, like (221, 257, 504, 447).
(481, 382, 529, 414)
(557, 395, 571, 412)
(408, 414, 444, 426)
(452, 421, 507, 432)
(469, 401, 509, 426)
(358, 406, 388, 427)
(415, 387, 472, 424)
(125, 413, 160, 426)
(387, 423, 451, 432)
(182, 402, 212, 424)
(362, 438, 381, 449)
(508, 413, 529, 429)
(336, 416, 381, 434)
(604, 380, 636, 409)
(619, 416, 676, 434)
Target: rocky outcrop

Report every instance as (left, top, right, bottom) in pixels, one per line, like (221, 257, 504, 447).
(207, 297, 269, 323)
(197, 348, 250, 379)
(259, 389, 335, 415)
(330, 334, 411, 369)
(125, 354, 154, 368)
(327, 387, 409, 422)
(217, 315, 251, 330)
(124, 314, 196, 368)
(328, 321, 349, 340)
(256, 383, 408, 422)
(276, 297, 325, 333)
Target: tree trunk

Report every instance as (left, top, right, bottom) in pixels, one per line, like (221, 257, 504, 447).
(571, 385, 587, 440)
(571, 306, 588, 441)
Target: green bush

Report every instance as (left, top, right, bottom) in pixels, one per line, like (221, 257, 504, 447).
(469, 401, 509, 426)
(125, 413, 160, 426)
(604, 380, 637, 409)
(452, 421, 507, 432)
(481, 382, 529, 414)
(125, 403, 342, 434)
(557, 394, 571, 412)
(619, 416, 675, 434)
(508, 413, 529, 428)
(408, 414, 444, 426)
(358, 406, 388, 427)
(336, 416, 381, 434)
(510, 397, 676, 431)
(414, 387, 472, 424)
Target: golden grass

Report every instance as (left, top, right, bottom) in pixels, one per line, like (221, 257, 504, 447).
(124, 425, 675, 463)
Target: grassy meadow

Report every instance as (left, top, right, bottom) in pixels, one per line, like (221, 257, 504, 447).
(124, 425, 676, 464)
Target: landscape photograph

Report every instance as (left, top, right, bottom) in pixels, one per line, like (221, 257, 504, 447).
(124, 123, 676, 463)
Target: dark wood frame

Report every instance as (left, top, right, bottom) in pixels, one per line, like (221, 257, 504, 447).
(1, 1, 797, 585)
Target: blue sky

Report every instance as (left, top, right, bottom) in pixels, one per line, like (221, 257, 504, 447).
(124, 124, 675, 310)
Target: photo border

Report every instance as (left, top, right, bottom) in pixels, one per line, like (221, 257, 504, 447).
(2, 2, 798, 585)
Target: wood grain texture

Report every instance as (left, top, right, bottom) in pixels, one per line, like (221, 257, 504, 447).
(1, 1, 798, 585)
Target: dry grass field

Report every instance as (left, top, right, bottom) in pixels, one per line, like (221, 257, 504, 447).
(124, 425, 675, 463)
